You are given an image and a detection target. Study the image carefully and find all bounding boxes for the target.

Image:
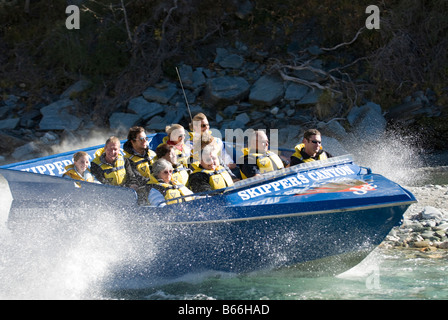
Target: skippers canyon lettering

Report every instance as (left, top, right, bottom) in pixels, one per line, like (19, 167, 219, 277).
(237, 165, 357, 201)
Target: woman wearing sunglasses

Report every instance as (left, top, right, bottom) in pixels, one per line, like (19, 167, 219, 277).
(290, 129, 332, 166)
(146, 159, 194, 206)
(157, 124, 191, 167)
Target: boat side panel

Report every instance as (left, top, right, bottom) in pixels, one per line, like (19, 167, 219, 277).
(115, 203, 409, 279)
(0, 133, 166, 176)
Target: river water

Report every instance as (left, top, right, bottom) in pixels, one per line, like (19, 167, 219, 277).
(0, 138, 447, 300)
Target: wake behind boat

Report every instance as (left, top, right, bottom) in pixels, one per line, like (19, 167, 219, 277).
(0, 133, 417, 281)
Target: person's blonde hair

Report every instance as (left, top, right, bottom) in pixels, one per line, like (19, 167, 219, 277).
(165, 124, 184, 135)
(105, 136, 121, 146)
(189, 113, 207, 131)
(73, 151, 89, 162)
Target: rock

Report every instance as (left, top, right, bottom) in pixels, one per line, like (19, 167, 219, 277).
(146, 115, 168, 131)
(412, 240, 431, 248)
(402, 220, 425, 232)
(235, 0, 253, 19)
(219, 54, 244, 69)
(214, 48, 230, 64)
(215, 113, 224, 124)
(249, 75, 285, 107)
(109, 112, 141, 130)
(249, 110, 265, 120)
(223, 105, 239, 117)
(0, 106, 13, 119)
(19, 109, 41, 128)
(40, 131, 60, 146)
(128, 96, 164, 120)
(235, 112, 250, 125)
(317, 120, 348, 141)
(437, 241, 448, 249)
(205, 76, 250, 106)
(162, 104, 187, 124)
(4, 95, 19, 107)
(39, 99, 82, 131)
(60, 79, 92, 99)
(192, 69, 206, 88)
(421, 230, 438, 241)
(284, 83, 309, 101)
(270, 106, 279, 115)
(294, 69, 318, 82)
(0, 118, 20, 130)
(142, 82, 178, 104)
(0, 132, 27, 154)
(347, 101, 386, 142)
(420, 206, 444, 221)
(177, 64, 194, 89)
(385, 100, 423, 124)
(321, 136, 349, 157)
(11, 142, 41, 160)
(296, 88, 322, 105)
(306, 45, 324, 56)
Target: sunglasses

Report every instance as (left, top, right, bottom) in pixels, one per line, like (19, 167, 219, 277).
(162, 170, 173, 174)
(201, 124, 209, 128)
(136, 137, 148, 142)
(309, 140, 322, 145)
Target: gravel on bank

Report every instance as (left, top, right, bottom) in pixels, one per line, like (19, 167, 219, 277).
(382, 184, 448, 252)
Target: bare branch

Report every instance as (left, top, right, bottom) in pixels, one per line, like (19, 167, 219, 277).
(121, 0, 133, 45)
(321, 27, 366, 51)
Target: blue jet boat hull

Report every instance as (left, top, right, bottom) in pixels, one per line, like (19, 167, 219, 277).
(0, 133, 417, 281)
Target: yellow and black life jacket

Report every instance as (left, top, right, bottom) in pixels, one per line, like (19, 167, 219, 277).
(291, 143, 328, 163)
(123, 149, 156, 179)
(92, 148, 127, 186)
(239, 148, 284, 179)
(188, 131, 228, 165)
(171, 164, 190, 186)
(147, 165, 190, 186)
(148, 181, 194, 205)
(62, 164, 95, 182)
(191, 163, 234, 190)
(158, 136, 190, 167)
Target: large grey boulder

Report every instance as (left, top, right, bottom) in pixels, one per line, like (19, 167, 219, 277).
(143, 82, 178, 104)
(39, 99, 82, 131)
(205, 76, 250, 106)
(348, 101, 387, 141)
(109, 112, 141, 130)
(128, 96, 164, 121)
(249, 75, 285, 106)
(284, 83, 309, 101)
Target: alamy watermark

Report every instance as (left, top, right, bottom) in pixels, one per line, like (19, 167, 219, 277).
(365, 265, 381, 290)
(365, 5, 380, 30)
(65, 4, 380, 30)
(65, 5, 80, 30)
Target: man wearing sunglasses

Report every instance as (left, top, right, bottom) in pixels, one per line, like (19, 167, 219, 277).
(123, 126, 157, 184)
(290, 129, 332, 166)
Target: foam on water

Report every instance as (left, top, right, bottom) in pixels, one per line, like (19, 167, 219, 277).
(0, 205, 133, 299)
(341, 131, 428, 186)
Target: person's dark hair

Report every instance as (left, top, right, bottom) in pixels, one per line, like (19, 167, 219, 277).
(155, 143, 174, 159)
(127, 126, 145, 141)
(303, 129, 321, 140)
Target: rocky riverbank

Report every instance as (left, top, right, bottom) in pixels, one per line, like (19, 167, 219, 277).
(1, 40, 446, 165)
(382, 184, 448, 252)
